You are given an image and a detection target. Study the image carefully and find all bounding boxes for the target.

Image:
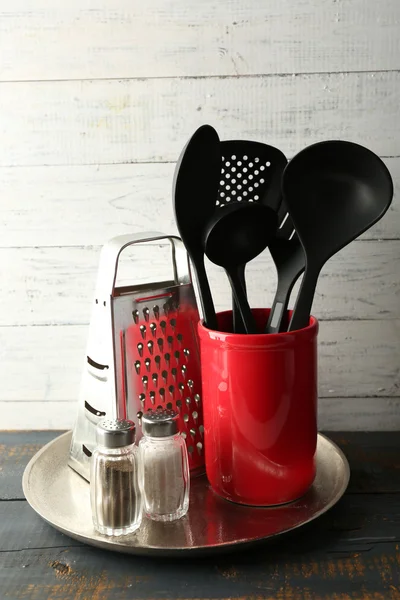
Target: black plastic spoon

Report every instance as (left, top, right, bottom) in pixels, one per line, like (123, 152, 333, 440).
(283, 140, 393, 332)
(172, 125, 221, 330)
(203, 203, 278, 334)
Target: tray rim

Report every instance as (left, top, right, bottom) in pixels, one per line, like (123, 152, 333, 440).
(22, 430, 350, 557)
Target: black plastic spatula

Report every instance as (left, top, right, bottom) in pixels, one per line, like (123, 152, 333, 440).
(264, 203, 305, 334)
(217, 140, 287, 332)
(172, 125, 222, 330)
(283, 140, 394, 332)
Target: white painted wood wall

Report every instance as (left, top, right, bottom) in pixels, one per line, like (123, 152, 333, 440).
(1, 0, 399, 430)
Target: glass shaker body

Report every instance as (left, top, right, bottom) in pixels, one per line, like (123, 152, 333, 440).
(139, 432, 190, 522)
(90, 422, 142, 536)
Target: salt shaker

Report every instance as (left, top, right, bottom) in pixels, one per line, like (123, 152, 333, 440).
(139, 408, 190, 522)
(90, 419, 142, 536)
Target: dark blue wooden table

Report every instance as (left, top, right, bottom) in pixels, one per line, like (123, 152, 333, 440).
(1, 431, 399, 599)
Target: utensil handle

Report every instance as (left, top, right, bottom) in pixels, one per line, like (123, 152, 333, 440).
(232, 265, 247, 333)
(288, 267, 319, 332)
(265, 265, 303, 333)
(227, 269, 257, 334)
(192, 257, 218, 331)
(265, 275, 292, 334)
(95, 232, 189, 301)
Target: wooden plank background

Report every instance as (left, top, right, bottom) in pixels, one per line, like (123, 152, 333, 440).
(1, 72, 400, 166)
(0, 0, 399, 430)
(1, 0, 400, 80)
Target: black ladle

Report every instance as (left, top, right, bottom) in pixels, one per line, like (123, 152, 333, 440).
(203, 203, 278, 334)
(283, 140, 393, 332)
(172, 124, 221, 330)
(264, 203, 305, 334)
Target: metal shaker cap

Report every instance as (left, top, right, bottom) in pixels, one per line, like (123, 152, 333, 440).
(96, 418, 136, 448)
(142, 408, 179, 437)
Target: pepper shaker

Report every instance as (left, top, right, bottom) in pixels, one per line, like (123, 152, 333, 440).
(90, 419, 142, 536)
(139, 409, 190, 522)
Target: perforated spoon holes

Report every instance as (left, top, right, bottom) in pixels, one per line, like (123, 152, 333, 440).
(218, 150, 273, 208)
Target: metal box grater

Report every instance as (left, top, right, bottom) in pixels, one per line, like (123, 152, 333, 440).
(68, 232, 205, 482)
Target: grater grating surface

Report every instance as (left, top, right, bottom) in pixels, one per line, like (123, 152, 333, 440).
(123, 290, 205, 474)
(68, 232, 205, 482)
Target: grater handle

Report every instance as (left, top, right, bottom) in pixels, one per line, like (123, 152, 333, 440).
(94, 232, 191, 303)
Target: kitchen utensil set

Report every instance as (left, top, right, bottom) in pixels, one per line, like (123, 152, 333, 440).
(173, 127, 394, 334)
(57, 122, 390, 551)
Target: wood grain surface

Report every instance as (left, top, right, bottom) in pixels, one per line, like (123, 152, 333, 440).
(1, 72, 400, 167)
(0, 431, 400, 599)
(1, 240, 400, 326)
(1, 158, 399, 247)
(1, 0, 400, 80)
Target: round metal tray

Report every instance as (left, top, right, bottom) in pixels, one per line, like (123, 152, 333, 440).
(23, 431, 349, 556)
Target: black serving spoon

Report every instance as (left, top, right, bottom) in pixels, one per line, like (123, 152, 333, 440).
(283, 140, 393, 332)
(203, 203, 278, 334)
(217, 140, 287, 332)
(264, 203, 305, 333)
(172, 125, 221, 330)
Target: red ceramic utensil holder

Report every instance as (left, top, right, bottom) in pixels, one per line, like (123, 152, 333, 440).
(198, 308, 318, 506)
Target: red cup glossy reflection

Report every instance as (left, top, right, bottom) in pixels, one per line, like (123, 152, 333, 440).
(198, 308, 318, 507)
